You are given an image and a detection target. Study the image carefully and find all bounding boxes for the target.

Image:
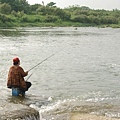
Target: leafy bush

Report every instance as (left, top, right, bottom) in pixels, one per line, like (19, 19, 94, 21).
(45, 15, 59, 22)
(0, 14, 11, 23)
(0, 3, 11, 14)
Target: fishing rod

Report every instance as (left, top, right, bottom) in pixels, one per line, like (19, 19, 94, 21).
(26, 73, 33, 81)
(28, 50, 61, 72)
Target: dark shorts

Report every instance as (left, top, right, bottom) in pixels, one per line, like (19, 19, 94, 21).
(25, 81, 32, 91)
(20, 81, 32, 92)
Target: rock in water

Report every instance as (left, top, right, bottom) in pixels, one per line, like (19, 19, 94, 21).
(0, 102, 40, 120)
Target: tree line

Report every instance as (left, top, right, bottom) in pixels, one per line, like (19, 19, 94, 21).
(0, 0, 120, 27)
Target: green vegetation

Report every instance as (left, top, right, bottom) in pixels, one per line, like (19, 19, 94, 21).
(0, 0, 120, 28)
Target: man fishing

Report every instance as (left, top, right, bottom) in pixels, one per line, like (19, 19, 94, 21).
(7, 57, 31, 96)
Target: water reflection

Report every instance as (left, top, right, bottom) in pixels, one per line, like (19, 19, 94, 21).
(7, 94, 51, 107)
(0, 29, 22, 37)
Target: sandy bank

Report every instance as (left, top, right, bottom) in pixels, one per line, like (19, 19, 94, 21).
(70, 113, 120, 120)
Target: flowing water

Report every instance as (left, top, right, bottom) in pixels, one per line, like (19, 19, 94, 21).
(0, 27, 120, 119)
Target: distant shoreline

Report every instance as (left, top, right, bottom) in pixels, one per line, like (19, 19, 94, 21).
(1, 22, 120, 28)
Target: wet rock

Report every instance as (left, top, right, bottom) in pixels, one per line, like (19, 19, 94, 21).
(0, 101, 39, 120)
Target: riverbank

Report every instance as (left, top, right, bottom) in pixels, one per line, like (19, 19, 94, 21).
(70, 113, 120, 120)
(1, 21, 120, 28)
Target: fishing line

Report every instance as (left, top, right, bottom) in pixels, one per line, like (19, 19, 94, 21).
(26, 73, 33, 81)
(26, 49, 62, 80)
(28, 49, 61, 72)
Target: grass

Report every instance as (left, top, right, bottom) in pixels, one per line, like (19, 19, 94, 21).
(0, 21, 120, 28)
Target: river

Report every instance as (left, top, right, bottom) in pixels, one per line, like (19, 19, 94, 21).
(0, 27, 120, 119)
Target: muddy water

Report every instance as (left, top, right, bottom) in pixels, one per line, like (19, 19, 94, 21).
(0, 27, 120, 119)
